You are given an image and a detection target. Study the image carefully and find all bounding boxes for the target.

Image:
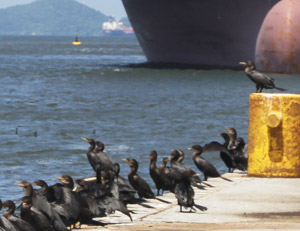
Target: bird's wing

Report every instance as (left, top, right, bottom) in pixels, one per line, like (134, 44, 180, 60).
(202, 141, 230, 155)
(250, 70, 275, 85)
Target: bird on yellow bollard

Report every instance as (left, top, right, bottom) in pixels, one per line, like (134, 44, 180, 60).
(239, 61, 286, 93)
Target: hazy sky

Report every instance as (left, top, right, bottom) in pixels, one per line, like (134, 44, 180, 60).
(0, 0, 127, 19)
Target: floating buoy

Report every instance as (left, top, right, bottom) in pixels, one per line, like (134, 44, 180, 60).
(72, 36, 81, 45)
(255, 0, 300, 74)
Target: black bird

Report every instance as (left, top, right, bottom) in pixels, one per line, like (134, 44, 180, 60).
(122, 158, 155, 199)
(32, 180, 61, 203)
(168, 150, 203, 187)
(231, 137, 248, 171)
(227, 128, 248, 158)
(81, 137, 117, 183)
(0, 199, 17, 231)
(174, 172, 207, 213)
(113, 163, 138, 205)
(149, 150, 174, 196)
(158, 157, 176, 194)
(166, 151, 207, 212)
(226, 128, 238, 150)
(202, 133, 236, 173)
(17, 181, 68, 231)
(33, 177, 81, 228)
(189, 145, 231, 181)
(74, 179, 107, 219)
(75, 171, 132, 222)
(17, 196, 54, 231)
(56, 175, 110, 226)
(2, 200, 36, 231)
(240, 61, 286, 92)
(149, 150, 162, 196)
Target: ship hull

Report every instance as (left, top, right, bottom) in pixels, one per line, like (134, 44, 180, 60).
(122, 0, 280, 68)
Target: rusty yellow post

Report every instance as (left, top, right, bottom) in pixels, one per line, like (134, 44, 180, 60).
(248, 93, 300, 177)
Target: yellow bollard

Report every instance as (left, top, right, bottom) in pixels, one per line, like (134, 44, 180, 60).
(248, 93, 300, 177)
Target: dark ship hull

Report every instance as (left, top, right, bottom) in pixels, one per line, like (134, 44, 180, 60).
(121, 0, 280, 68)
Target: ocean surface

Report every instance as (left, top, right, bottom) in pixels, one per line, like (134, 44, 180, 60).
(0, 36, 299, 203)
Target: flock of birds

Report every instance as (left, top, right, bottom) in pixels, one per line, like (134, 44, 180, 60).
(0, 62, 284, 230)
(0, 127, 247, 231)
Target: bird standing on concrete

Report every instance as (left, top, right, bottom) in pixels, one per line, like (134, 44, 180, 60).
(240, 61, 286, 92)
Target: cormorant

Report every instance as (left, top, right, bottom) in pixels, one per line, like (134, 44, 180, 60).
(240, 61, 286, 92)
(0, 199, 17, 231)
(56, 176, 86, 225)
(219, 133, 236, 172)
(113, 163, 138, 205)
(174, 172, 207, 213)
(81, 137, 117, 184)
(56, 175, 108, 226)
(149, 150, 161, 196)
(168, 150, 203, 187)
(122, 158, 155, 199)
(231, 137, 248, 171)
(160, 157, 169, 169)
(158, 157, 175, 194)
(2, 200, 36, 231)
(149, 150, 174, 195)
(17, 196, 54, 231)
(202, 133, 236, 173)
(17, 181, 68, 231)
(227, 128, 248, 158)
(74, 179, 107, 219)
(32, 180, 60, 203)
(226, 128, 238, 150)
(166, 151, 207, 212)
(189, 145, 231, 181)
(75, 171, 132, 221)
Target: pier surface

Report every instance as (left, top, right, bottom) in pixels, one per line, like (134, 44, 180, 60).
(82, 172, 300, 230)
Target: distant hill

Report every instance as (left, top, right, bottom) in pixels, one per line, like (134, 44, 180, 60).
(0, 0, 112, 36)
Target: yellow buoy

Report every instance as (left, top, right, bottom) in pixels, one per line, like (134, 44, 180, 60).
(248, 93, 300, 177)
(72, 36, 81, 45)
(72, 41, 81, 45)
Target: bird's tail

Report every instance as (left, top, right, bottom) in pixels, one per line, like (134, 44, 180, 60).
(193, 203, 208, 211)
(220, 176, 233, 182)
(275, 87, 287, 91)
(155, 197, 172, 204)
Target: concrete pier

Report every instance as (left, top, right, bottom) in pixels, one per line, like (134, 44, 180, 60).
(81, 172, 300, 230)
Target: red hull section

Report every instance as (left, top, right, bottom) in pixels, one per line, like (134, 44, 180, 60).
(255, 0, 300, 74)
(122, 0, 280, 68)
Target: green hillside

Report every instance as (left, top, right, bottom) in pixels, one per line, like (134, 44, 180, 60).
(0, 0, 110, 36)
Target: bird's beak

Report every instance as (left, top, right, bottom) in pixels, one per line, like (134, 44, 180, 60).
(122, 158, 129, 163)
(187, 147, 193, 151)
(81, 137, 90, 142)
(83, 177, 96, 182)
(16, 182, 25, 188)
(56, 176, 65, 182)
(239, 62, 247, 66)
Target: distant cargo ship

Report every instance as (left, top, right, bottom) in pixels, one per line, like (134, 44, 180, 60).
(102, 16, 134, 37)
(121, 0, 281, 68)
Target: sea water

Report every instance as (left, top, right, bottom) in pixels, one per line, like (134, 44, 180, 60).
(0, 36, 299, 202)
